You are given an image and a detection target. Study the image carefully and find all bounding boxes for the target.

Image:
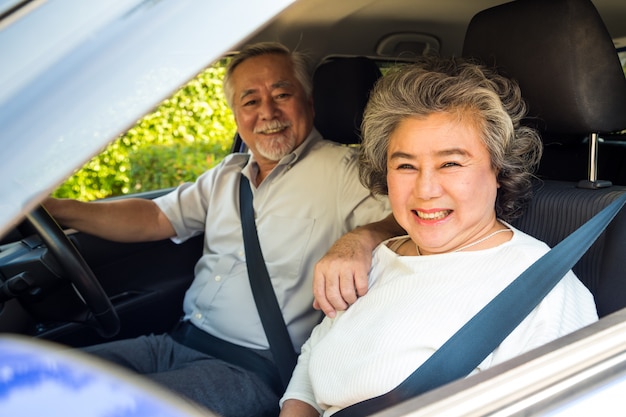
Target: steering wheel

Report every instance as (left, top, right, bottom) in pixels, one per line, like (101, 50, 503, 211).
(25, 205, 120, 338)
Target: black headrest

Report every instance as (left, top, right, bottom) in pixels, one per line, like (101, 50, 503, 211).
(462, 0, 626, 136)
(313, 57, 382, 145)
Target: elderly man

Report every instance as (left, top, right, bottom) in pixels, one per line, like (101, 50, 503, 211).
(44, 42, 395, 417)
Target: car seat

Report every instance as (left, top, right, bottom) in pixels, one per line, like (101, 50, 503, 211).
(462, 0, 626, 317)
(463, 0, 626, 187)
(312, 56, 382, 145)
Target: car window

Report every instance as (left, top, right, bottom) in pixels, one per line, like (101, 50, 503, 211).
(52, 58, 236, 201)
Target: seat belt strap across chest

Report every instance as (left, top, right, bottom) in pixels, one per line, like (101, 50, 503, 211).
(335, 191, 626, 417)
(239, 174, 298, 391)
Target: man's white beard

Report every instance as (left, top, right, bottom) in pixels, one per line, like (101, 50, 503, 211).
(256, 134, 297, 161)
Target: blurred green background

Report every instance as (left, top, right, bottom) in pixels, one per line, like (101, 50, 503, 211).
(53, 59, 236, 201)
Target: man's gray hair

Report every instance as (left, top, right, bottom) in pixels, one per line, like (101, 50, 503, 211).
(222, 42, 313, 108)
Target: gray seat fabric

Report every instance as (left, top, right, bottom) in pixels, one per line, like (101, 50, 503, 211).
(313, 56, 382, 145)
(462, 0, 626, 317)
(513, 181, 626, 317)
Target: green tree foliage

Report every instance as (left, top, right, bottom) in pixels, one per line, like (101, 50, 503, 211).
(53, 59, 236, 201)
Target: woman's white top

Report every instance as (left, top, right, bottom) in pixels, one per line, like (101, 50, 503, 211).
(281, 225, 598, 416)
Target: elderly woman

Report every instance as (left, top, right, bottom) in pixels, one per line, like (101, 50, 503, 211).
(279, 56, 598, 417)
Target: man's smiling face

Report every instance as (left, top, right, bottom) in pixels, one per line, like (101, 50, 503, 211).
(231, 53, 314, 165)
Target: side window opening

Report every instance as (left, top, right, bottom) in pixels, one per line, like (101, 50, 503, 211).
(53, 58, 236, 201)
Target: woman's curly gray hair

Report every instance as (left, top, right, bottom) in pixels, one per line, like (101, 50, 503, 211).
(359, 56, 543, 222)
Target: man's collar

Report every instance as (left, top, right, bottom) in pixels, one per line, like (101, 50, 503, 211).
(279, 127, 323, 165)
(241, 128, 323, 181)
(246, 127, 322, 168)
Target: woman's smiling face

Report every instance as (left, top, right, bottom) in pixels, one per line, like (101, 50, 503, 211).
(386, 112, 500, 255)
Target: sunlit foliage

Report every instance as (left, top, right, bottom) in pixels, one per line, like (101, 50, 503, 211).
(53, 59, 236, 201)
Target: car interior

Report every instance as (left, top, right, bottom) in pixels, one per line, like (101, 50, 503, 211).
(1, 0, 625, 413)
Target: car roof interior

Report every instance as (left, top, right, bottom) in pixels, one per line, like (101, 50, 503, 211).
(243, 0, 625, 62)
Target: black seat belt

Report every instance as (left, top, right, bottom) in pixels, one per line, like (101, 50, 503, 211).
(239, 174, 298, 390)
(335, 191, 626, 417)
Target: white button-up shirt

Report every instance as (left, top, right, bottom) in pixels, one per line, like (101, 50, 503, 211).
(154, 129, 390, 351)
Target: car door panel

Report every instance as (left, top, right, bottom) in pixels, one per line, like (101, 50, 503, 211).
(0, 228, 202, 348)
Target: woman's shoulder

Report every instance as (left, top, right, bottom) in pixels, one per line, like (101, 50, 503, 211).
(506, 222, 551, 252)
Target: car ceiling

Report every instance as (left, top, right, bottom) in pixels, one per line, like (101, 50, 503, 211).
(243, 0, 626, 63)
